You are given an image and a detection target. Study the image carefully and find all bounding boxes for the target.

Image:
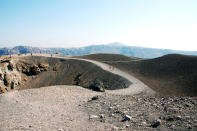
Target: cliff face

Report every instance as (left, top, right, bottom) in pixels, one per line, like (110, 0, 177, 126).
(0, 57, 49, 94)
(0, 58, 21, 93)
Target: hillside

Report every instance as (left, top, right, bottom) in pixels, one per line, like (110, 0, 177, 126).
(2, 53, 195, 96)
(0, 55, 131, 93)
(1, 43, 197, 58)
(79, 53, 197, 96)
(21, 56, 131, 90)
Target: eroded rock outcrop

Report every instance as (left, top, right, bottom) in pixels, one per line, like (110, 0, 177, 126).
(39, 63, 49, 71)
(0, 58, 21, 93)
(16, 62, 49, 75)
(0, 57, 50, 94)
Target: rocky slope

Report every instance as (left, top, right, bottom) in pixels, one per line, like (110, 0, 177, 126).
(20, 56, 131, 91)
(79, 53, 197, 96)
(0, 55, 131, 94)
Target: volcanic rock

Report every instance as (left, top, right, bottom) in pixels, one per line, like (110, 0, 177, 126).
(31, 65, 41, 75)
(122, 115, 132, 121)
(38, 63, 49, 71)
(7, 62, 14, 71)
(151, 119, 161, 128)
(91, 96, 99, 101)
(89, 79, 105, 92)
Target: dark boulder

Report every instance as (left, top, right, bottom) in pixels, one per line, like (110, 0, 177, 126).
(151, 119, 161, 128)
(74, 73, 82, 86)
(89, 79, 105, 92)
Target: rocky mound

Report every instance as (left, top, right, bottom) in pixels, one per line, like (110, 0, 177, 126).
(0, 56, 131, 93)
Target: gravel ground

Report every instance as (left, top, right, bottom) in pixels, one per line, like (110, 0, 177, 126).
(84, 93, 197, 130)
(0, 86, 115, 131)
(1, 86, 197, 130)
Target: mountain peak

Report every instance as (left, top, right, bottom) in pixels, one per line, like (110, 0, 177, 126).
(106, 42, 125, 47)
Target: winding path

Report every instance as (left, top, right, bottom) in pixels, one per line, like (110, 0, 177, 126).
(29, 53, 155, 95)
(70, 57, 155, 95)
(47, 54, 155, 95)
(14, 53, 155, 95)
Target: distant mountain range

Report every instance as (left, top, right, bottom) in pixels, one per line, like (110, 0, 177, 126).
(1, 43, 197, 58)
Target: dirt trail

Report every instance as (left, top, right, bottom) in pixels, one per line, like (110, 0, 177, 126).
(36, 55, 152, 96)
(2, 53, 154, 95)
(29, 53, 155, 95)
(71, 58, 155, 95)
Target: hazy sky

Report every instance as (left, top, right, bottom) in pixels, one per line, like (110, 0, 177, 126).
(0, 0, 197, 50)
